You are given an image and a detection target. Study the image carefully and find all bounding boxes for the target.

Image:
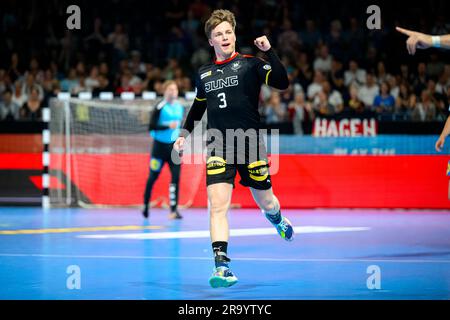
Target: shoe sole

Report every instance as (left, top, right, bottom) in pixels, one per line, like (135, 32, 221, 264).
(209, 276, 238, 288)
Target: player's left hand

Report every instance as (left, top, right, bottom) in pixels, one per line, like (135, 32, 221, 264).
(254, 36, 271, 52)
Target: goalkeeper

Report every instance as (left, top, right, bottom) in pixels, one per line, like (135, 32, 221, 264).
(143, 80, 184, 219)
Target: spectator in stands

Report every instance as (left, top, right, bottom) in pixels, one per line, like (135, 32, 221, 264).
(115, 71, 134, 95)
(2, 1, 450, 125)
(19, 86, 42, 121)
(7, 53, 22, 83)
(317, 80, 344, 114)
(314, 90, 335, 116)
(144, 66, 163, 92)
(329, 58, 345, 94)
(435, 87, 449, 121)
(300, 19, 321, 52)
(376, 61, 391, 85)
(265, 91, 288, 124)
(22, 74, 44, 101)
(99, 62, 111, 81)
(92, 74, 113, 97)
(358, 73, 379, 108)
(0, 89, 20, 121)
(427, 79, 447, 111)
(295, 52, 313, 90)
(399, 63, 414, 84)
(278, 19, 301, 60)
(108, 23, 129, 68)
(313, 44, 333, 73)
(108, 24, 129, 54)
(395, 81, 413, 117)
(72, 75, 88, 95)
(389, 76, 400, 99)
(84, 17, 107, 63)
(412, 89, 436, 121)
(12, 81, 27, 107)
(50, 61, 64, 81)
(163, 59, 179, 80)
(42, 70, 58, 106)
(289, 92, 313, 135)
(347, 84, 365, 114)
(307, 70, 324, 100)
(373, 81, 395, 113)
(24, 58, 44, 84)
(129, 51, 147, 77)
(344, 59, 366, 88)
(59, 30, 76, 72)
(413, 62, 429, 96)
(60, 68, 79, 93)
(85, 66, 100, 92)
(0, 69, 8, 98)
(325, 20, 345, 61)
(436, 70, 449, 95)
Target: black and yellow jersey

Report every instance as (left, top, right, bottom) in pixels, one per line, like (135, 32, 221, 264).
(183, 48, 289, 135)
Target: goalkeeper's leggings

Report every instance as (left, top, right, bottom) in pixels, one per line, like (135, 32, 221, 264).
(143, 140, 181, 212)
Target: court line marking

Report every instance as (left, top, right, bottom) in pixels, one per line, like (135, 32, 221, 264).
(0, 225, 164, 235)
(76, 226, 371, 240)
(0, 253, 449, 264)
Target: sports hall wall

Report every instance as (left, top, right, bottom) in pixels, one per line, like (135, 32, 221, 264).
(1, 125, 448, 209)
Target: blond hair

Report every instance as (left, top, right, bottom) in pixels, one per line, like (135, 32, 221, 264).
(162, 80, 177, 92)
(204, 9, 236, 39)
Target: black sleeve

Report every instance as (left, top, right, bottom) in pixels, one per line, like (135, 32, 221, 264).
(180, 98, 207, 137)
(257, 48, 289, 90)
(148, 100, 169, 131)
(180, 73, 207, 137)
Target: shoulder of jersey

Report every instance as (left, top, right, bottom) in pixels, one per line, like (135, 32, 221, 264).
(198, 63, 215, 80)
(241, 54, 267, 65)
(156, 99, 166, 110)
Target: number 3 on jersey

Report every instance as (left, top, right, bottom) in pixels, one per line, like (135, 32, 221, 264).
(217, 92, 227, 108)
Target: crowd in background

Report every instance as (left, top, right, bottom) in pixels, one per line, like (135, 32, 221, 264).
(1, 0, 450, 134)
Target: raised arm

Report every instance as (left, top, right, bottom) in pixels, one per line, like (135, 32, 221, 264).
(254, 36, 289, 90)
(396, 27, 450, 55)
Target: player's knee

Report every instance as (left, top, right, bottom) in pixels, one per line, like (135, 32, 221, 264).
(209, 200, 229, 217)
(258, 194, 280, 213)
(259, 196, 276, 212)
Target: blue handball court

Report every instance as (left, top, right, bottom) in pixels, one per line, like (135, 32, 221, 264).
(0, 207, 449, 300)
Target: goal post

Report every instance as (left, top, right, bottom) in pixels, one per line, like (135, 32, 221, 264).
(48, 94, 206, 208)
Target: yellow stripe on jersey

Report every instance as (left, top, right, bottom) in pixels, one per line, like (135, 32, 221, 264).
(265, 69, 272, 85)
(195, 97, 206, 102)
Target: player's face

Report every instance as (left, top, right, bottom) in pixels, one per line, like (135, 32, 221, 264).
(164, 83, 179, 101)
(209, 21, 236, 60)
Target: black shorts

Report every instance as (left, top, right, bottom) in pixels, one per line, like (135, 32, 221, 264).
(206, 156, 272, 190)
(149, 140, 180, 172)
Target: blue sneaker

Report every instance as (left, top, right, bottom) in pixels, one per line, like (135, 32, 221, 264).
(266, 213, 294, 241)
(209, 266, 238, 288)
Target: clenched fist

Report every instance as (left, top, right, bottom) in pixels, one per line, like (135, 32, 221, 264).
(254, 35, 271, 52)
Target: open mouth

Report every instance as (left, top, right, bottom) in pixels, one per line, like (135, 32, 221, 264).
(222, 43, 231, 49)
